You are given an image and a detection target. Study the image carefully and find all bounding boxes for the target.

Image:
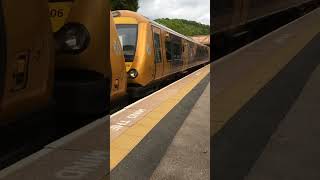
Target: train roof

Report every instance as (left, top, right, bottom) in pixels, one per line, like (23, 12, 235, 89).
(112, 10, 209, 48)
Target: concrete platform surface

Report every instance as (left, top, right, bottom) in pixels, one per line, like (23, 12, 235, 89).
(0, 117, 108, 180)
(110, 65, 210, 172)
(110, 69, 210, 179)
(246, 64, 320, 180)
(212, 7, 320, 180)
(211, 7, 320, 135)
(150, 83, 210, 180)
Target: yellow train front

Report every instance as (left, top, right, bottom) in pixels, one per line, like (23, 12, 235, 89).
(49, 0, 127, 114)
(113, 10, 210, 98)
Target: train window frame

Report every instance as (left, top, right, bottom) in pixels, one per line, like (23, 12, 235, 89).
(152, 28, 162, 64)
(116, 24, 139, 62)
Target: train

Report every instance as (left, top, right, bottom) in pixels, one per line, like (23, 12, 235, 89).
(212, 0, 320, 57)
(112, 10, 210, 98)
(0, 1, 210, 124)
(49, 3, 210, 114)
(0, 0, 54, 125)
(213, 0, 320, 33)
(48, 0, 127, 114)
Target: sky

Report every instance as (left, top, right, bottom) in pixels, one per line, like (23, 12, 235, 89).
(137, 0, 210, 25)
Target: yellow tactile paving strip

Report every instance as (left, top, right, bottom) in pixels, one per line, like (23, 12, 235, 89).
(212, 8, 320, 135)
(110, 65, 210, 170)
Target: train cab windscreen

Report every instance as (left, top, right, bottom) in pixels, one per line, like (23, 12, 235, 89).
(116, 24, 138, 62)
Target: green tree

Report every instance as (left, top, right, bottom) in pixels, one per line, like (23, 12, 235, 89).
(111, 0, 139, 11)
(155, 18, 210, 36)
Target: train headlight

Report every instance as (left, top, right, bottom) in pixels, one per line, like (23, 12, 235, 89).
(128, 69, 138, 79)
(112, 11, 121, 17)
(54, 23, 90, 54)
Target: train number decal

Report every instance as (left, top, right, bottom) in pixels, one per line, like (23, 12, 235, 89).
(48, 2, 72, 32)
(50, 8, 64, 18)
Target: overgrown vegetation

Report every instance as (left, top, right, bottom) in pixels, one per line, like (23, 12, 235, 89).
(111, 0, 139, 11)
(154, 18, 210, 36)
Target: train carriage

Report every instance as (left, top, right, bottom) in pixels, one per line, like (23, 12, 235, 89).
(212, 0, 320, 58)
(112, 10, 210, 98)
(213, 0, 319, 33)
(0, 0, 54, 125)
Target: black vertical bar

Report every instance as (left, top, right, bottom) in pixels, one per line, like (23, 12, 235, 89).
(0, 0, 7, 104)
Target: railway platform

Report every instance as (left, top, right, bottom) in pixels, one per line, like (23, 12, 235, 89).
(0, 116, 108, 180)
(3, 4, 320, 180)
(212, 7, 320, 180)
(246, 51, 320, 180)
(0, 60, 210, 179)
(150, 82, 210, 180)
(109, 65, 210, 179)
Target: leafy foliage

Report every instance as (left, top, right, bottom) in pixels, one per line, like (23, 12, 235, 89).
(111, 0, 139, 12)
(154, 18, 210, 36)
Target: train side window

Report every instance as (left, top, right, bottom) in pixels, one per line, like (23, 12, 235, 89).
(165, 38, 172, 62)
(153, 32, 162, 63)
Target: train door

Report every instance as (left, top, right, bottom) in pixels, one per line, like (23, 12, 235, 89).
(0, 0, 54, 124)
(192, 45, 196, 66)
(152, 27, 163, 79)
(182, 40, 189, 71)
(164, 32, 173, 75)
(171, 35, 183, 73)
(188, 43, 193, 68)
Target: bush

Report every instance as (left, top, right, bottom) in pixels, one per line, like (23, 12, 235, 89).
(155, 18, 210, 36)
